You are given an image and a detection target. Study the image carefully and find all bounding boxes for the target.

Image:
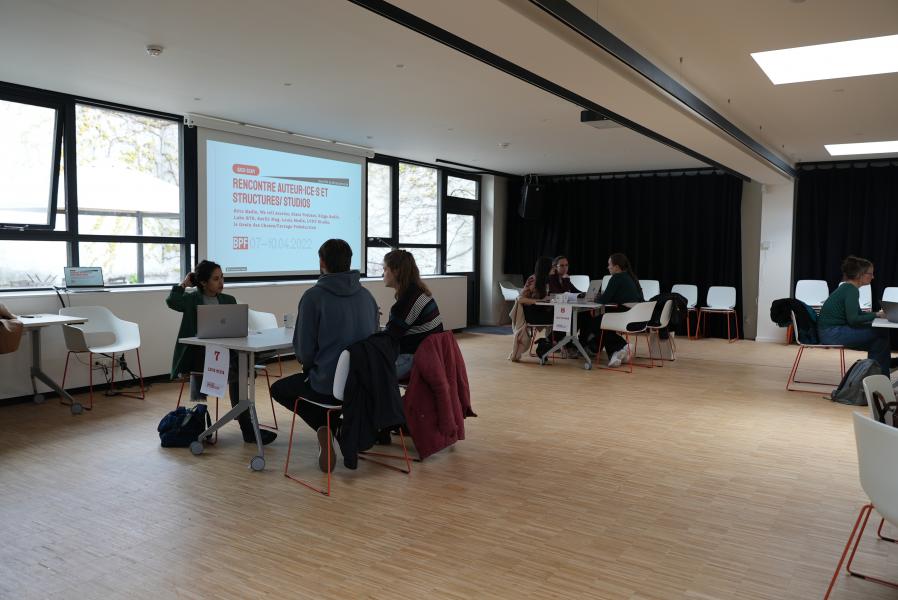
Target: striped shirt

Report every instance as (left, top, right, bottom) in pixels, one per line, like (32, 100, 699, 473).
(386, 285, 444, 354)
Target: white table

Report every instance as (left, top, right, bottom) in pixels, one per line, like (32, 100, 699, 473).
(534, 301, 603, 370)
(179, 327, 294, 471)
(873, 318, 898, 329)
(18, 314, 89, 414)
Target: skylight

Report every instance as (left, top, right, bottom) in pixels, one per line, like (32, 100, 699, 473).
(751, 34, 898, 85)
(825, 141, 898, 156)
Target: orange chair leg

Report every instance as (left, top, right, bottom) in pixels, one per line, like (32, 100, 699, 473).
(359, 429, 413, 473)
(284, 398, 336, 496)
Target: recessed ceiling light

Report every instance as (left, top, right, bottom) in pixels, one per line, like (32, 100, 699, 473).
(447, 127, 454, 131)
(283, 82, 292, 87)
(498, 142, 510, 148)
(395, 63, 405, 69)
(193, 97, 201, 101)
(825, 140, 898, 156)
(145, 44, 163, 57)
(751, 34, 898, 84)
(366, 135, 373, 139)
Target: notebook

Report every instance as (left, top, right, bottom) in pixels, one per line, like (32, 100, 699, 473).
(63, 266, 106, 291)
(196, 304, 249, 339)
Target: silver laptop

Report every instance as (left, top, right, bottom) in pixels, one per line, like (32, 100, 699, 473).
(882, 300, 898, 323)
(585, 282, 602, 302)
(196, 304, 249, 338)
(63, 266, 107, 292)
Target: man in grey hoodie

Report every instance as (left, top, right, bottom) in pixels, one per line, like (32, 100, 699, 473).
(271, 239, 379, 471)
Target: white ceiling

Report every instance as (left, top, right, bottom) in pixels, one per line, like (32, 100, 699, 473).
(0, 0, 894, 180)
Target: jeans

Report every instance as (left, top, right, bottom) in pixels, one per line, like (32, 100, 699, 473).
(270, 373, 341, 431)
(819, 325, 891, 375)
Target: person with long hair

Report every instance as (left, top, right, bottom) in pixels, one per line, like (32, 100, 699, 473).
(595, 252, 645, 368)
(166, 259, 276, 445)
(383, 249, 444, 379)
(517, 256, 558, 358)
(548, 255, 582, 294)
(818, 255, 892, 375)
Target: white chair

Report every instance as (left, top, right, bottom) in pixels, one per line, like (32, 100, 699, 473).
(498, 281, 521, 325)
(600, 275, 612, 293)
(568, 275, 590, 293)
(598, 301, 657, 373)
(824, 413, 898, 599)
(640, 279, 660, 300)
(863, 374, 896, 423)
(646, 299, 676, 363)
(795, 279, 829, 308)
(671, 284, 698, 339)
(248, 308, 285, 375)
(59, 306, 145, 411)
(883, 287, 898, 304)
(696, 286, 739, 342)
(859, 284, 873, 311)
(786, 310, 845, 393)
(284, 349, 411, 496)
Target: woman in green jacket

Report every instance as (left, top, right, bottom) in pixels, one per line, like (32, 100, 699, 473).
(166, 260, 275, 445)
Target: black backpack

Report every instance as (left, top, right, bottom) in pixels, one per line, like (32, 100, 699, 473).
(157, 405, 211, 447)
(830, 359, 880, 405)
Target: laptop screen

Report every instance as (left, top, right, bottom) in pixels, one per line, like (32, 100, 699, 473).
(64, 266, 104, 288)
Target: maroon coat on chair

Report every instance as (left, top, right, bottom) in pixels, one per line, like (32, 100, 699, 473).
(403, 331, 476, 459)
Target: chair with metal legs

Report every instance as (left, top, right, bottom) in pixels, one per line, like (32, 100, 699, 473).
(695, 286, 739, 342)
(785, 311, 845, 393)
(598, 301, 657, 373)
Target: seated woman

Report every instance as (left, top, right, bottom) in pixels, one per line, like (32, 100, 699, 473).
(594, 252, 644, 368)
(383, 250, 444, 380)
(548, 255, 582, 294)
(818, 255, 891, 375)
(517, 256, 557, 356)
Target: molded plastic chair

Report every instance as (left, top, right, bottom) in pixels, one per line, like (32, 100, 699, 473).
(499, 281, 521, 302)
(795, 279, 829, 308)
(598, 301, 657, 373)
(600, 275, 612, 293)
(284, 349, 411, 496)
(859, 284, 873, 311)
(647, 299, 676, 363)
(568, 275, 590, 293)
(640, 279, 660, 300)
(863, 374, 896, 423)
(696, 286, 739, 342)
(786, 311, 845, 393)
(824, 413, 898, 599)
(59, 306, 145, 410)
(671, 284, 698, 339)
(882, 287, 898, 304)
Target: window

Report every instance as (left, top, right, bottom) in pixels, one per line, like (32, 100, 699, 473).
(0, 240, 67, 288)
(366, 245, 390, 278)
(367, 163, 391, 238)
(401, 247, 438, 275)
(445, 213, 475, 272)
(446, 175, 477, 200)
(0, 98, 59, 227)
(398, 163, 438, 244)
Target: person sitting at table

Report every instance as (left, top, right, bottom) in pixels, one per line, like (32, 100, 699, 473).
(270, 239, 379, 472)
(166, 259, 276, 445)
(382, 249, 444, 380)
(593, 252, 645, 368)
(517, 256, 559, 358)
(548, 255, 582, 294)
(818, 255, 891, 375)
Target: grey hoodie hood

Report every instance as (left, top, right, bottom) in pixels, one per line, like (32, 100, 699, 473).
(316, 270, 363, 297)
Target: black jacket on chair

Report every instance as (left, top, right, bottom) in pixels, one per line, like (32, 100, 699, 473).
(338, 332, 405, 469)
(770, 298, 819, 344)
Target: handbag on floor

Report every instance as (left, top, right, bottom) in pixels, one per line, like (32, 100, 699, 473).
(158, 405, 211, 447)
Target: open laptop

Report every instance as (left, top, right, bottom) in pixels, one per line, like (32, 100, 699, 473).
(881, 300, 898, 323)
(585, 281, 602, 302)
(196, 304, 249, 338)
(63, 266, 107, 292)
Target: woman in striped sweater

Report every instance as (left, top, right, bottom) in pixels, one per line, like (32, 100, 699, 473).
(383, 249, 444, 379)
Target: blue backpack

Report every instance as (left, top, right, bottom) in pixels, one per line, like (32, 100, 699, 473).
(157, 405, 211, 447)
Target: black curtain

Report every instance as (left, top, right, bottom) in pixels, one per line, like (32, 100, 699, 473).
(794, 162, 898, 303)
(504, 171, 743, 338)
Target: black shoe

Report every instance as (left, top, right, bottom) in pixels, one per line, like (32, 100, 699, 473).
(375, 429, 392, 445)
(238, 414, 277, 445)
(890, 357, 898, 369)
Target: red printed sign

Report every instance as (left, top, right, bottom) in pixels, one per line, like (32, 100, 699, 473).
(232, 164, 260, 176)
(233, 236, 249, 250)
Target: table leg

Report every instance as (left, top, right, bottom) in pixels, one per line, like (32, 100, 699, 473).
(29, 328, 81, 411)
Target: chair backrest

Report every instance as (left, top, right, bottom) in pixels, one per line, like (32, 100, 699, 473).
(795, 279, 829, 307)
(640, 279, 660, 300)
(706, 286, 736, 309)
(655, 299, 673, 329)
(625, 301, 657, 323)
(859, 284, 873, 310)
(883, 287, 898, 304)
(863, 374, 896, 421)
(568, 275, 590, 293)
(59, 305, 116, 335)
(853, 412, 898, 527)
(333, 349, 350, 401)
(248, 309, 278, 331)
(601, 275, 612, 292)
(498, 281, 520, 302)
(671, 284, 697, 308)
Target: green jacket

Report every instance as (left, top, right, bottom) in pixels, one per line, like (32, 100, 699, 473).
(818, 282, 875, 329)
(166, 285, 237, 378)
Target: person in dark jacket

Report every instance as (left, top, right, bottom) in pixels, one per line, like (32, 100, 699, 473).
(270, 239, 379, 472)
(548, 255, 582, 294)
(166, 260, 275, 445)
(818, 255, 891, 375)
(594, 253, 644, 368)
(382, 249, 443, 379)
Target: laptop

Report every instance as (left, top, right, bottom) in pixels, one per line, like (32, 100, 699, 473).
(196, 304, 249, 338)
(63, 266, 107, 292)
(585, 281, 602, 302)
(882, 300, 898, 323)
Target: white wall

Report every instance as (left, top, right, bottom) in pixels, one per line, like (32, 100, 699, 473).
(755, 182, 795, 342)
(0, 276, 467, 400)
(740, 181, 763, 340)
(479, 175, 511, 325)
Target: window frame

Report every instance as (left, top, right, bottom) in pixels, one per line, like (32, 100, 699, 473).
(0, 81, 192, 291)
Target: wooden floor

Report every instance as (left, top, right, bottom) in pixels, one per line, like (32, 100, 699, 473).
(1, 332, 895, 599)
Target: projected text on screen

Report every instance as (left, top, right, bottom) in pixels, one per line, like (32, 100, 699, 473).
(206, 139, 363, 275)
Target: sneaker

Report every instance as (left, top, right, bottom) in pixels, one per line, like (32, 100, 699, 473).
(317, 426, 336, 473)
(607, 345, 630, 368)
